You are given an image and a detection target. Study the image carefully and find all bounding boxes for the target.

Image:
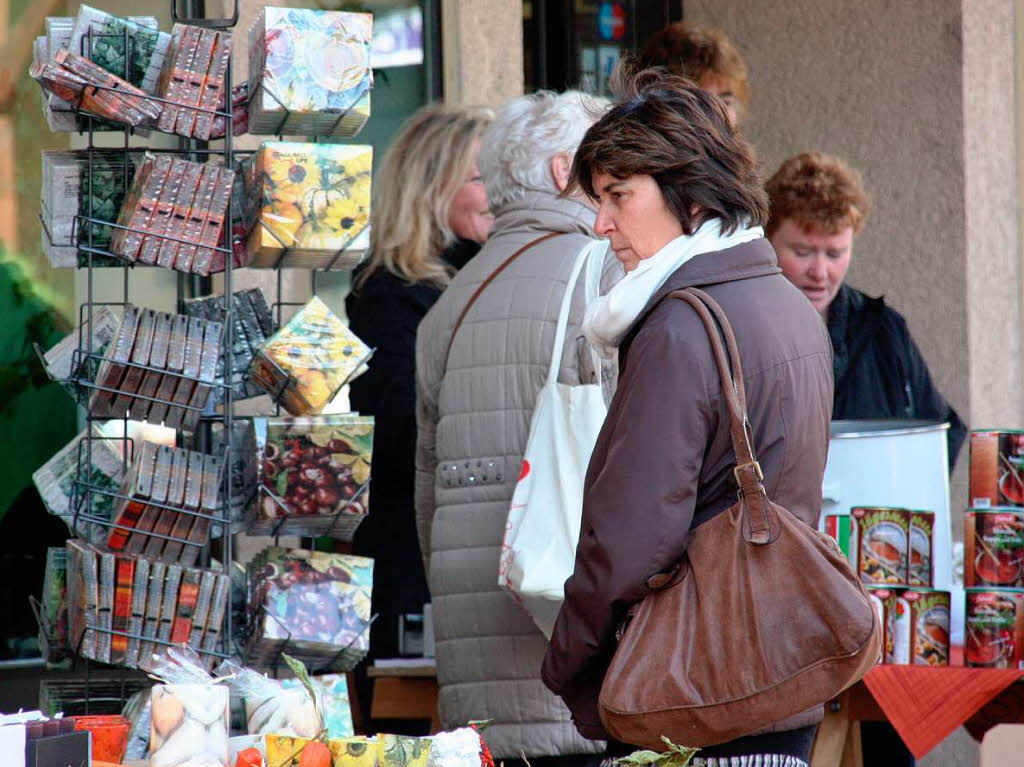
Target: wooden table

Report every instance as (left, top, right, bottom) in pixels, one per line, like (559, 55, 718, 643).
(811, 679, 1024, 767)
(367, 662, 441, 733)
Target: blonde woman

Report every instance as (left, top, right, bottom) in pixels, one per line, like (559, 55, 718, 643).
(345, 103, 492, 728)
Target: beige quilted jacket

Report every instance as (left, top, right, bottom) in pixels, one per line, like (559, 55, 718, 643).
(415, 191, 621, 758)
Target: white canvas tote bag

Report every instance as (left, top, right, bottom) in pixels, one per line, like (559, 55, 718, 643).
(498, 239, 608, 637)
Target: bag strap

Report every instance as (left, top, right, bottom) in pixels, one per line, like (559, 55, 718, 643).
(444, 232, 562, 369)
(667, 287, 773, 545)
(545, 240, 606, 385)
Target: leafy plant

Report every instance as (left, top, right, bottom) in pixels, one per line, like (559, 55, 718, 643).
(613, 737, 700, 767)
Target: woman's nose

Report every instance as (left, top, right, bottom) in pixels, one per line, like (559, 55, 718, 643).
(594, 205, 614, 237)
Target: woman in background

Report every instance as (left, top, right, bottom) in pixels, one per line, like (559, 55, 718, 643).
(345, 104, 493, 728)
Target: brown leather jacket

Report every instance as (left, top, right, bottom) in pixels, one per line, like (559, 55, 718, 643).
(541, 238, 834, 741)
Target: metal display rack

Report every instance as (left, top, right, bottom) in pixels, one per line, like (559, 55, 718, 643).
(34, 0, 380, 689)
(36, 4, 239, 676)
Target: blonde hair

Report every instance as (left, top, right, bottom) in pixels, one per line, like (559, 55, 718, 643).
(358, 104, 493, 289)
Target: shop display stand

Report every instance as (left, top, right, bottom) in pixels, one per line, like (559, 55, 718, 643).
(32, 7, 238, 689)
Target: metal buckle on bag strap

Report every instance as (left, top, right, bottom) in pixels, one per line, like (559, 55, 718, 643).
(733, 460, 764, 484)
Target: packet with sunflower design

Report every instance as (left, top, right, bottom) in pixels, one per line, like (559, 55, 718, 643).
(247, 415, 372, 539)
(246, 547, 373, 671)
(247, 8, 372, 139)
(248, 296, 372, 415)
(245, 141, 371, 269)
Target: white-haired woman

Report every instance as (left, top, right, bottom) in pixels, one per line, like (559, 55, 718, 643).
(413, 91, 619, 766)
(345, 103, 492, 730)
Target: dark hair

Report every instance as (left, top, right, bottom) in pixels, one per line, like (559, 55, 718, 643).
(637, 22, 750, 108)
(765, 151, 870, 236)
(567, 69, 768, 235)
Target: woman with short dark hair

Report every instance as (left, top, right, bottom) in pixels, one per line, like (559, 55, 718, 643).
(541, 70, 834, 766)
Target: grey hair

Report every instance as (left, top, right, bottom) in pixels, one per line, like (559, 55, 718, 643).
(479, 90, 609, 211)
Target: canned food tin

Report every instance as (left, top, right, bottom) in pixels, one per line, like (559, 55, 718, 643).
(889, 589, 950, 666)
(908, 510, 934, 588)
(965, 509, 1024, 588)
(970, 430, 1024, 508)
(866, 587, 897, 664)
(852, 507, 909, 585)
(824, 513, 853, 566)
(965, 588, 1024, 668)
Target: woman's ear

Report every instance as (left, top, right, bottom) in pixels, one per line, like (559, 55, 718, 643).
(550, 152, 572, 192)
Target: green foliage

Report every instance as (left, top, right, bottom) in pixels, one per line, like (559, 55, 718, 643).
(613, 737, 700, 767)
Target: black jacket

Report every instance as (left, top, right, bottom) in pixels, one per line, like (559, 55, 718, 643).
(344, 239, 479, 652)
(827, 284, 965, 469)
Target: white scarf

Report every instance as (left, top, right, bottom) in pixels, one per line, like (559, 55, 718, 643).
(583, 219, 765, 358)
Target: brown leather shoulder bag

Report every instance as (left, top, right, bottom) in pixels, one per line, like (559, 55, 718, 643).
(597, 286, 881, 749)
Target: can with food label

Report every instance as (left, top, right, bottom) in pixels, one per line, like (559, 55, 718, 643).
(824, 513, 853, 566)
(970, 430, 1024, 508)
(965, 509, 1024, 588)
(852, 507, 909, 585)
(890, 589, 950, 666)
(866, 587, 897, 664)
(908, 510, 934, 587)
(965, 588, 1024, 668)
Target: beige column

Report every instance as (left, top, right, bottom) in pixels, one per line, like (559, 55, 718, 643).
(442, 0, 523, 107)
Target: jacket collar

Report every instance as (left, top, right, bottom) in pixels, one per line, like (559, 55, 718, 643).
(489, 190, 596, 240)
(622, 238, 781, 349)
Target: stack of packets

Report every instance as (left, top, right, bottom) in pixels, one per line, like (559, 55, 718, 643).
(244, 141, 371, 268)
(30, 48, 162, 129)
(106, 441, 223, 566)
(248, 296, 371, 415)
(143, 647, 230, 767)
(89, 305, 223, 431)
(39, 676, 153, 717)
(41, 305, 122, 396)
(155, 24, 232, 140)
(187, 421, 257, 524)
(38, 548, 70, 664)
(65, 538, 230, 668)
(247, 8, 372, 138)
(111, 155, 237, 275)
(245, 548, 372, 672)
(183, 289, 277, 404)
(32, 9, 168, 131)
(42, 151, 140, 267)
(248, 415, 373, 539)
(265, 728, 491, 767)
(33, 425, 127, 544)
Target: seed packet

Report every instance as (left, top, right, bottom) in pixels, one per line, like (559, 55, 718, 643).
(248, 296, 371, 415)
(41, 151, 139, 267)
(174, 28, 217, 137)
(196, 166, 236, 275)
(173, 164, 218, 273)
(249, 415, 373, 539)
(97, 549, 116, 663)
(110, 554, 137, 664)
(43, 306, 122, 397)
(113, 155, 172, 261)
(187, 570, 217, 650)
(132, 312, 173, 421)
(111, 308, 156, 418)
(40, 548, 70, 663)
(182, 319, 223, 431)
(155, 161, 202, 269)
(200, 572, 231, 662)
(150, 314, 189, 426)
(34, 426, 127, 543)
(147, 448, 190, 560)
(193, 31, 232, 140)
(157, 564, 183, 646)
(135, 158, 186, 266)
(90, 305, 139, 418)
(162, 451, 205, 562)
(171, 568, 202, 643)
(247, 8, 372, 138)
(108, 441, 158, 551)
(180, 454, 222, 567)
(66, 540, 99, 659)
(157, 24, 200, 133)
(246, 142, 371, 269)
(165, 317, 204, 430)
(247, 547, 373, 671)
(68, 5, 170, 94)
(138, 558, 165, 665)
(50, 50, 162, 126)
